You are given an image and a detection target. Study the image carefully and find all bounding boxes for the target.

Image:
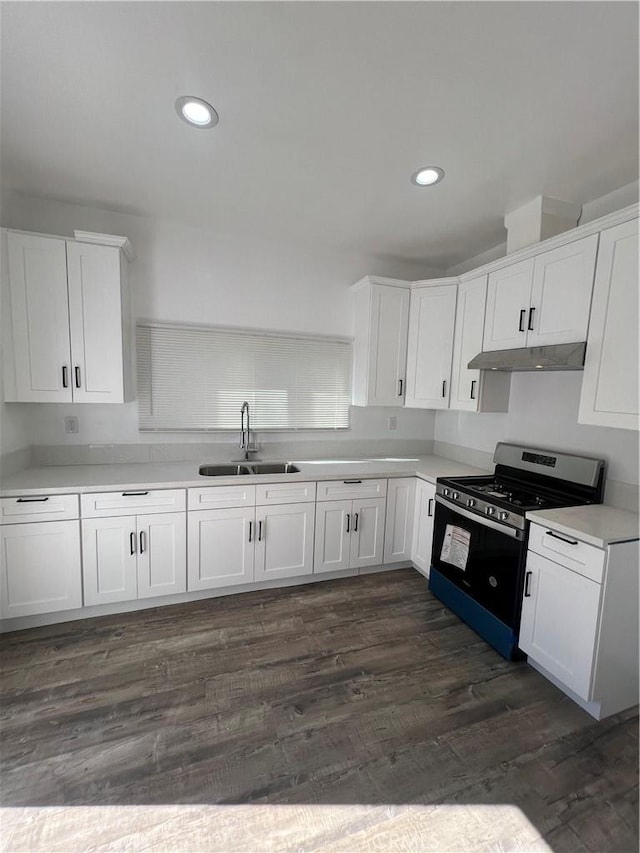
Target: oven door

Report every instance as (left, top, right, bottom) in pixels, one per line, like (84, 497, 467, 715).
(431, 495, 526, 627)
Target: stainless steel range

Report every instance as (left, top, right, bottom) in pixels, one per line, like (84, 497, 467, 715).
(429, 443, 605, 659)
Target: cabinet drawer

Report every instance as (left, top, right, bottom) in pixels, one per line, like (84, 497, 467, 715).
(81, 489, 186, 518)
(188, 485, 256, 511)
(0, 494, 79, 524)
(256, 481, 316, 506)
(316, 479, 387, 502)
(528, 523, 605, 583)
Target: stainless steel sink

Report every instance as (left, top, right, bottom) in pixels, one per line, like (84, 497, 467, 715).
(198, 462, 300, 476)
(250, 462, 300, 474)
(199, 464, 252, 476)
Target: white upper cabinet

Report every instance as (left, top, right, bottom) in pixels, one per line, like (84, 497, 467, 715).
(4, 232, 72, 402)
(352, 277, 410, 407)
(527, 235, 598, 347)
(483, 258, 535, 351)
(66, 241, 128, 403)
(450, 275, 510, 413)
(579, 218, 639, 430)
(405, 282, 457, 409)
(483, 235, 598, 352)
(2, 230, 133, 403)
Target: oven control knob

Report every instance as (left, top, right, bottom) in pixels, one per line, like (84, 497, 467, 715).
(443, 488, 450, 497)
(498, 511, 509, 521)
(452, 492, 459, 501)
(466, 498, 476, 508)
(485, 506, 496, 516)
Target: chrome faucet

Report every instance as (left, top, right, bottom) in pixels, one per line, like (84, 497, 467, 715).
(239, 401, 259, 460)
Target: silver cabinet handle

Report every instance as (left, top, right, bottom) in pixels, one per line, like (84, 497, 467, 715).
(122, 491, 149, 497)
(17, 496, 49, 503)
(428, 498, 434, 517)
(62, 366, 69, 388)
(129, 532, 136, 556)
(353, 512, 359, 532)
(139, 531, 145, 554)
(74, 366, 81, 388)
(524, 571, 533, 597)
(346, 513, 351, 533)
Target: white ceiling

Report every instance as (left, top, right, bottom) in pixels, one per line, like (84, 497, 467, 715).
(1, 2, 638, 269)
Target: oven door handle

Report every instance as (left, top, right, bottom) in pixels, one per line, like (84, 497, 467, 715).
(434, 495, 524, 540)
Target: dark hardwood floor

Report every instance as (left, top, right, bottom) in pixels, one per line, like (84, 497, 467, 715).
(0, 569, 637, 852)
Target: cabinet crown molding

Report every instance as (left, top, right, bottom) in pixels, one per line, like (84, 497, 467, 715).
(350, 275, 411, 292)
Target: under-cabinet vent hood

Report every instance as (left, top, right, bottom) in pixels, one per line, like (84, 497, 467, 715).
(468, 342, 586, 372)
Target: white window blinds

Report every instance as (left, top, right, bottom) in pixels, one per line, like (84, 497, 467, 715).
(137, 322, 352, 431)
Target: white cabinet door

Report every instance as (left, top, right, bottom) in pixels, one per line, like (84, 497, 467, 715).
(519, 551, 602, 699)
(528, 235, 598, 347)
(578, 218, 639, 430)
(350, 497, 385, 569)
(450, 275, 487, 411)
(367, 285, 410, 406)
(383, 478, 416, 563)
(484, 258, 534, 351)
(187, 507, 255, 591)
(254, 503, 315, 582)
(314, 500, 352, 574)
(82, 516, 138, 606)
(405, 284, 457, 409)
(411, 479, 436, 576)
(0, 520, 82, 618)
(137, 512, 186, 599)
(67, 242, 125, 403)
(6, 232, 72, 402)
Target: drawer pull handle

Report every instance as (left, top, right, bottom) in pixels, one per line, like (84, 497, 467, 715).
(122, 491, 149, 497)
(130, 532, 136, 555)
(524, 571, 532, 597)
(343, 480, 362, 485)
(16, 497, 50, 503)
(546, 530, 579, 546)
(346, 513, 351, 533)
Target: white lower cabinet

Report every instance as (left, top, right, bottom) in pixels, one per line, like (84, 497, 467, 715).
(520, 523, 639, 719)
(383, 478, 415, 563)
(519, 550, 601, 698)
(411, 479, 436, 576)
(188, 501, 315, 591)
(0, 519, 82, 618)
(314, 498, 385, 573)
(254, 503, 315, 582)
(82, 512, 186, 606)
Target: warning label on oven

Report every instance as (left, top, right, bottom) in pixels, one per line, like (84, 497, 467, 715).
(440, 525, 471, 571)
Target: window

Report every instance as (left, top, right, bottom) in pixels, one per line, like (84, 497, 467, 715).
(137, 322, 352, 431)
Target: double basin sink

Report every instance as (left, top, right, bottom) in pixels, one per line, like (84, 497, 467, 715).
(199, 462, 300, 477)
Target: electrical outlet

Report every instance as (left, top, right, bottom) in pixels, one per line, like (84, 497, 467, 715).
(65, 416, 79, 434)
(387, 415, 397, 431)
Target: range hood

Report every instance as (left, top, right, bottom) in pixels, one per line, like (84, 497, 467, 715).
(468, 342, 586, 372)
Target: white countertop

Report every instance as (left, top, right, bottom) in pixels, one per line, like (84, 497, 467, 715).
(527, 504, 640, 548)
(0, 455, 489, 498)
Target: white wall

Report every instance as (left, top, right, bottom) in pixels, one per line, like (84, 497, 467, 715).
(0, 192, 440, 452)
(435, 372, 639, 487)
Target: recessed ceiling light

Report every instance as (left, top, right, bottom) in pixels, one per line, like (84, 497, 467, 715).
(175, 96, 219, 129)
(411, 166, 445, 187)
